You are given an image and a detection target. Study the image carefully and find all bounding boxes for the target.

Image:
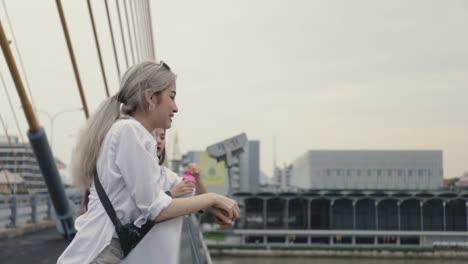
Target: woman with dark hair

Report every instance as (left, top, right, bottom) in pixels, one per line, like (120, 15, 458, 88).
(154, 128, 231, 228)
(153, 128, 194, 198)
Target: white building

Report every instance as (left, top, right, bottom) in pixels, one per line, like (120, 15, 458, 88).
(0, 136, 47, 193)
(0, 170, 26, 194)
(271, 165, 293, 191)
(238, 140, 260, 193)
(290, 150, 443, 190)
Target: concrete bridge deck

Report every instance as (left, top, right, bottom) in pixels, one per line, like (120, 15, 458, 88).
(0, 227, 68, 264)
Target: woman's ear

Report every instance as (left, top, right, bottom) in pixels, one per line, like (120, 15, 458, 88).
(144, 89, 154, 108)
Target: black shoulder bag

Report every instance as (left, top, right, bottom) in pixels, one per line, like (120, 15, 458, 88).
(94, 172, 156, 257)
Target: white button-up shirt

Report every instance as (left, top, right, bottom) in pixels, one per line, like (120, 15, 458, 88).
(58, 117, 177, 263)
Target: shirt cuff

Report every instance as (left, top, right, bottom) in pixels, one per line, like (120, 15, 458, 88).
(134, 190, 172, 227)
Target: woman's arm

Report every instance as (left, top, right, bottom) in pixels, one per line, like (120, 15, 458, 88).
(155, 192, 239, 224)
(113, 123, 239, 225)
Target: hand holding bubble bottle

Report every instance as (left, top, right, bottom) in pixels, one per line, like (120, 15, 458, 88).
(182, 168, 196, 196)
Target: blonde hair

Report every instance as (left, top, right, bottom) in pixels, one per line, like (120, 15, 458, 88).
(71, 61, 176, 190)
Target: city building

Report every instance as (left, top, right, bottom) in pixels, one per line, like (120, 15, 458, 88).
(238, 140, 260, 193)
(182, 150, 229, 195)
(271, 165, 293, 191)
(456, 172, 468, 188)
(290, 150, 443, 190)
(181, 140, 261, 195)
(0, 136, 47, 193)
(235, 188, 468, 246)
(233, 149, 468, 247)
(0, 170, 27, 194)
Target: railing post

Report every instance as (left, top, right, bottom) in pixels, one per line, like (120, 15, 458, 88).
(375, 200, 380, 230)
(10, 195, 17, 227)
(352, 200, 356, 230)
(466, 201, 468, 232)
(420, 201, 424, 231)
(397, 200, 401, 230)
(307, 198, 311, 229)
(240, 199, 246, 229)
(31, 194, 37, 223)
(263, 199, 267, 229)
(443, 201, 447, 232)
(284, 198, 289, 229)
(47, 196, 52, 219)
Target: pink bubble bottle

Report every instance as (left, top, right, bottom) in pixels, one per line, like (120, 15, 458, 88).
(182, 168, 196, 196)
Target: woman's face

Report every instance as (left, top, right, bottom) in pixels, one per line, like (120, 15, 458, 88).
(154, 128, 166, 157)
(151, 83, 178, 130)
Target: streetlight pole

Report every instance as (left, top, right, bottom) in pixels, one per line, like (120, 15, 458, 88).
(35, 107, 83, 150)
(50, 108, 83, 149)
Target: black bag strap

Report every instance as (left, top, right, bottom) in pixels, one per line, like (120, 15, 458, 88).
(94, 170, 123, 229)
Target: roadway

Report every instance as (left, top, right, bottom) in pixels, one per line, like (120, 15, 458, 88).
(0, 227, 69, 264)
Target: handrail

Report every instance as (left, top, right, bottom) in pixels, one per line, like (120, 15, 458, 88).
(0, 192, 81, 228)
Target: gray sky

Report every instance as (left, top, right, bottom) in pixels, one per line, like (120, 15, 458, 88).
(0, 0, 467, 180)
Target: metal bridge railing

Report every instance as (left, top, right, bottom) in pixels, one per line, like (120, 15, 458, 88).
(0, 192, 212, 263)
(0, 191, 81, 228)
(179, 214, 213, 264)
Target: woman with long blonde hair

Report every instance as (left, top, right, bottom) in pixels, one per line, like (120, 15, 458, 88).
(58, 61, 239, 263)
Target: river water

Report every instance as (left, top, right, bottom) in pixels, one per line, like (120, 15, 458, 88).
(212, 257, 467, 264)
